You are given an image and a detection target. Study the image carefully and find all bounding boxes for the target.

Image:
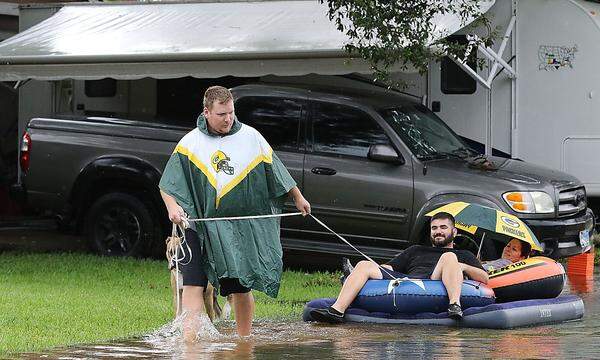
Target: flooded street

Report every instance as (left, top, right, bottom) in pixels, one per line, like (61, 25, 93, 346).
(13, 272, 598, 360)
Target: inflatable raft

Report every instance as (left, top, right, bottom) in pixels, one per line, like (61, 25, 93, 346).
(487, 256, 565, 302)
(304, 295, 584, 329)
(353, 279, 494, 314)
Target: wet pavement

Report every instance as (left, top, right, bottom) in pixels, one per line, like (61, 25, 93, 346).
(0, 219, 86, 253)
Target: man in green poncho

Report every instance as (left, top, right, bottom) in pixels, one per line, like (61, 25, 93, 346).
(159, 86, 310, 338)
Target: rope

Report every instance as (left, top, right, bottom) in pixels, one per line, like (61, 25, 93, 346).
(307, 214, 400, 282)
(175, 212, 400, 283)
(187, 212, 303, 222)
(167, 223, 193, 316)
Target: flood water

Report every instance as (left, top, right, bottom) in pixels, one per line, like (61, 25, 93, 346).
(15, 272, 599, 360)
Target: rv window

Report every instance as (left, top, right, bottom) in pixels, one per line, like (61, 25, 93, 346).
(235, 96, 302, 151)
(84, 79, 117, 98)
(156, 77, 258, 123)
(441, 57, 477, 94)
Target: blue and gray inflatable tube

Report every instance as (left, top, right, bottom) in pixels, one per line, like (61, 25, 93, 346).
(304, 295, 584, 329)
(352, 279, 495, 314)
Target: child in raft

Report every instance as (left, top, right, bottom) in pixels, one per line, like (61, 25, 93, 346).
(482, 238, 532, 271)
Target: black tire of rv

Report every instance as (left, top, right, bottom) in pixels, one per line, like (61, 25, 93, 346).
(84, 192, 159, 257)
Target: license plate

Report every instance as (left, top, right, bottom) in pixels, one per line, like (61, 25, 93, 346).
(579, 230, 591, 248)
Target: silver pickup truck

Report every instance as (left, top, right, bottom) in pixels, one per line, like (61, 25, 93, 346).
(18, 83, 594, 259)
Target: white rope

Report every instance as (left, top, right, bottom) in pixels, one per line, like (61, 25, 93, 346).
(186, 212, 303, 222)
(176, 212, 400, 283)
(167, 223, 193, 316)
(170, 223, 192, 266)
(174, 237, 181, 316)
(308, 214, 400, 283)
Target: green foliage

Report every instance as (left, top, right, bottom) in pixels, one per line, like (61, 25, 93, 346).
(0, 252, 340, 354)
(323, 0, 496, 86)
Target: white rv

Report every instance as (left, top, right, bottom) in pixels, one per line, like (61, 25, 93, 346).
(419, 0, 600, 217)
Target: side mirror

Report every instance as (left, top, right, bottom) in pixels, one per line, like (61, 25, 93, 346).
(368, 144, 405, 165)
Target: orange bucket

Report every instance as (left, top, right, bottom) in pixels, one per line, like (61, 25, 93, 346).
(567, 245, 595, 278)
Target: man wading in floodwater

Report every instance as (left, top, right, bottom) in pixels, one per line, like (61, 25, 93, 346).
(311, 212, 488, 323)
(159, 86, 310, 339)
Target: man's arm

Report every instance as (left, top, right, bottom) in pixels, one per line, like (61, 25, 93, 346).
(160, 190, 185, 225)
(288, 186, 311, 215)
(460, 263, 489, 283)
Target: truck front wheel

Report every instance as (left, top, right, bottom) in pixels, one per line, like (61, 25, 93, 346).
(84, 192, 159, 257)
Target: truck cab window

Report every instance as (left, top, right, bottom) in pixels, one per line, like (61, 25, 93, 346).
(235, 96, 302, 151)
(312, 102, 391, 158)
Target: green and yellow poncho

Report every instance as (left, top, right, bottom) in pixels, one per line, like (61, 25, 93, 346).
(159, 115, 296, 297)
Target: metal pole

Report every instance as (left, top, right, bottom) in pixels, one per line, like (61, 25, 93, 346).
(477, 232, 487, 260)
(486, 82, 493, 156)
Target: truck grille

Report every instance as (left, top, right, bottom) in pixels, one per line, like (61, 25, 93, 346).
(558, 186, 587, 217)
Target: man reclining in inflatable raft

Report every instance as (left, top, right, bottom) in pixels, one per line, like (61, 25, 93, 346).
(310, 212, 489, 323)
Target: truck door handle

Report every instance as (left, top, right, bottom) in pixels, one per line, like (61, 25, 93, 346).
(311, 167, 337, 176)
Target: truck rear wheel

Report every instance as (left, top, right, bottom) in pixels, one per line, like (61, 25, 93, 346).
(84, 192, 159, 257)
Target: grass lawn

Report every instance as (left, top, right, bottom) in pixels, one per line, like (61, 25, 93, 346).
(0, 252, 340, 355)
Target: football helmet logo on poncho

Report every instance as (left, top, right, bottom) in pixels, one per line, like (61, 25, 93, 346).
(211, 150, 235, 175)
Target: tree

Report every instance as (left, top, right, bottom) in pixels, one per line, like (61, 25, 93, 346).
(323, 0, 495, 86)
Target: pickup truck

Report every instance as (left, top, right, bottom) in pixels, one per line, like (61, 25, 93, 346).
(17, 83, 595, 259)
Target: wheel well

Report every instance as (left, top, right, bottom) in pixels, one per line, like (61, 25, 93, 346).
(75, 177, 168, 235)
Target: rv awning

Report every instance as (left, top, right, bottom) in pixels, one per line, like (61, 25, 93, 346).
(0, 0, 495, 81)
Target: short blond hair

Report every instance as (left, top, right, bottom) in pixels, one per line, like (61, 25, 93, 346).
(203, 86, 233, 109)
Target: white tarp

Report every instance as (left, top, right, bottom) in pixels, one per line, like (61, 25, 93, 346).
(0, 0, 495, 81)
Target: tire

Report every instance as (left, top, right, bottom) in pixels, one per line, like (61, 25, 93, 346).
(84, 192, 160, 257)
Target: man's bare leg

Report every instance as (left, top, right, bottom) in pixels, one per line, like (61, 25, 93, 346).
(182, 286, 205, 343)
(232, 292, 255, 336)
(331, 260, 385, 313)
(430, 252, 463, 305)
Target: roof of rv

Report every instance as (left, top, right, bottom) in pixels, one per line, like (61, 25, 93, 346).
(0, 0, 495, 81)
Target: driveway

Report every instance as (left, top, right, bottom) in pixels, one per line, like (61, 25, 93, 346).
(0, 218, 86, 253)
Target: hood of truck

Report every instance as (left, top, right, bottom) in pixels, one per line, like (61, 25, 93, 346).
(421, 156, 582, 194)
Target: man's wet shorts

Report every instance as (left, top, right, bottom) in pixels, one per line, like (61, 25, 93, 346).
(178, 228, 251, 296)
(379, 268, 432, 280)
(380, 269, 410, 280)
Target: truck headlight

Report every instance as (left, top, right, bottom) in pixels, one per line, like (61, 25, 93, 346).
(502, 191, 555, 214)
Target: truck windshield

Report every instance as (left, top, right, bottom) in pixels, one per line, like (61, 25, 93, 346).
(379, 104, 477, 160)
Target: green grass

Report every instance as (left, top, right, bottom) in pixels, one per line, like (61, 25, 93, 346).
(0, 252, 340, 355)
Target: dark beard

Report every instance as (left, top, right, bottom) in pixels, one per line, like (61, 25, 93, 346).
(431, 233, 454, 247)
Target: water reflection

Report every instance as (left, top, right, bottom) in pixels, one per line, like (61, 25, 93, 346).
(16, 272, 600, 360)
(489, 331, 560, 359)
(567, 273, 594, 294)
